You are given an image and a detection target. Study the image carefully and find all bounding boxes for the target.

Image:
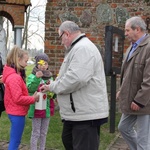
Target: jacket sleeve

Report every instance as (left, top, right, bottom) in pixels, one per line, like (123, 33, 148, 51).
(27, 74, 41, 94)
(8, 75, 35, 105)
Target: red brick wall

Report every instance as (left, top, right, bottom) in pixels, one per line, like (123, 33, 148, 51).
(0, 3, 26, 27)
(45, 0, 150, 76)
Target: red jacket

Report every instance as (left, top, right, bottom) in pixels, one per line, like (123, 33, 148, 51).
(3, 65, 35, 116)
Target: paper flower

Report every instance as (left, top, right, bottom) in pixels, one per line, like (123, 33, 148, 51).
(43, 94, 47, 100)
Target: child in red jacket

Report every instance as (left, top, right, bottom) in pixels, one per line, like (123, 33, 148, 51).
(3, 45, 39, 150)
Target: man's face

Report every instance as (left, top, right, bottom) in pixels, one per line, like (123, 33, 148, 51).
(58, 30, 71, 49)
(125, 22, 137, 43)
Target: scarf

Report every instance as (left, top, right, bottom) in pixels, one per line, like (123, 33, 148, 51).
(32, 66, 52, 80)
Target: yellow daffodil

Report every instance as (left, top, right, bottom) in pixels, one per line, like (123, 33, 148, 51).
(38, 60, 45, 65)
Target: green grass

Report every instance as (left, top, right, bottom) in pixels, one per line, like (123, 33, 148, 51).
(0, 111, 121, 150)
(0, 64, 121, 150)
(25, 64, 34, 76)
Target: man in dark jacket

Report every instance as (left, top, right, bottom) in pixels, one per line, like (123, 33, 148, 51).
(117, 16, 150, 150)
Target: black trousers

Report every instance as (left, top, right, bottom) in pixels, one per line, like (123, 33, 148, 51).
(0, 101, 5, 117)
(62, 121, 100, 150)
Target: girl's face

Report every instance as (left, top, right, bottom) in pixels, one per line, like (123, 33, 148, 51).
(19, 54, 29, 68)
(37, 61, 49, 71)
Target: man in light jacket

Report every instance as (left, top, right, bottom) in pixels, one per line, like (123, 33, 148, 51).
(41, 20, 109, 150)
(117, 16, 150, 150)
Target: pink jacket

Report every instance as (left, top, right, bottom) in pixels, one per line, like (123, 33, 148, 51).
(3, 65, 35, 116)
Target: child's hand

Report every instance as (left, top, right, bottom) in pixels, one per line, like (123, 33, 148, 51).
(0, 75, 3, 83)
(33, 91, 39, 102)
(40, 85, 50, 92)
(46, 80, 50, 85)
(36, 71, 43, 78)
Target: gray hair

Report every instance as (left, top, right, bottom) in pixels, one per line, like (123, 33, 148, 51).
(126, 16, 147, 31)
(59, 21, 80, 33)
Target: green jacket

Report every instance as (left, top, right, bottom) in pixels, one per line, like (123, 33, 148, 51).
(27, 74, 54, 118)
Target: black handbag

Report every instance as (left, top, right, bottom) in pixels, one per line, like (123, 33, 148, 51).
(0, 83, 4, 102)
(0, 54, 5, 113)
(0, 83, 5, 113)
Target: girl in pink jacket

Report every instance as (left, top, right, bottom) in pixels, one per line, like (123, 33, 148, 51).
(2, 45, 39, 150)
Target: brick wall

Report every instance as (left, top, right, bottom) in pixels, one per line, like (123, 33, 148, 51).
(45, 0, 150, 76)
(0, 2, 28, 27)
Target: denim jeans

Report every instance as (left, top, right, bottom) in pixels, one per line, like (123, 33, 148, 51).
(8, 114, 25, 150)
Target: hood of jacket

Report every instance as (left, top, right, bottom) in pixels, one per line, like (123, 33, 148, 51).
(3, 65, 16, 83)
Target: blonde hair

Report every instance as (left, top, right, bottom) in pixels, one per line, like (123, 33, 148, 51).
(7, 45, 28, 73)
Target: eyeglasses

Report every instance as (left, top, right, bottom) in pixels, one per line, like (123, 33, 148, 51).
(59, 32, 64, 39)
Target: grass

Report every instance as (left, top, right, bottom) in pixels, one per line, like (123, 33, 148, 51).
(0, 111, 121, 150)
(0, 64, 121, 150)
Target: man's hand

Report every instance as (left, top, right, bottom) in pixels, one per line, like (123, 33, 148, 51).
(116, 91, 120, 100)
(40, 84, 50, 92)
(131, 102, 140, 111)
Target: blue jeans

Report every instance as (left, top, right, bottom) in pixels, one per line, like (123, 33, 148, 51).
(8, 114, 25, 150)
